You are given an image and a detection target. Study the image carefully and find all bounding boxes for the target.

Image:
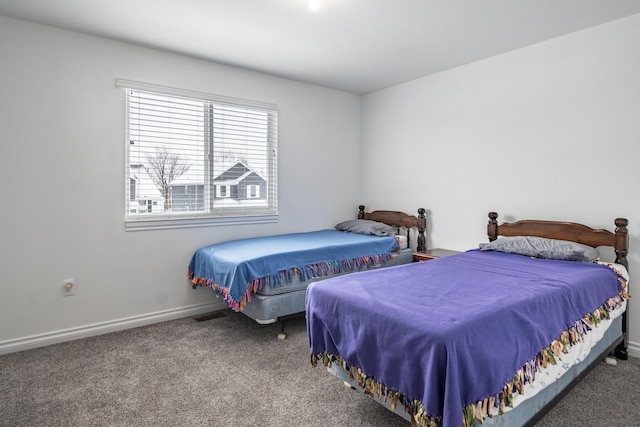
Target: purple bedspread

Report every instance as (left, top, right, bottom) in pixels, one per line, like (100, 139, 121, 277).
(306, 250, 623, 427)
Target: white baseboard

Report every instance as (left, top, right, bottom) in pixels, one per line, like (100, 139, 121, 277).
(0, 301, 225, 356)
(3, 303, 638, 360)
(627, 340, 640, 359)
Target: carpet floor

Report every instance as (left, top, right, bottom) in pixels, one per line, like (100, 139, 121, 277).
(1, 311, 638, 426)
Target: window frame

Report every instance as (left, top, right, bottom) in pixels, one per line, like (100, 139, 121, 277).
(217, 185, 230, 198)
(247, 185, 260, 199)
(117, 79, 279, 231)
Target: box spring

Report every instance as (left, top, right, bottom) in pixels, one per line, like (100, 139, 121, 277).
(243, 248, 413, 324)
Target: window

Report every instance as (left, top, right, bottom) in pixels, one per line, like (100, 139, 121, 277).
(129, 179, 136, 201)
(247, 185, 260, 199)
(118, 80, 278, 230)
(217, 185, 230, 198)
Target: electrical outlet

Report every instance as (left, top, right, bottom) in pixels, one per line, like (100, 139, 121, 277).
(62, 279, 75, 296)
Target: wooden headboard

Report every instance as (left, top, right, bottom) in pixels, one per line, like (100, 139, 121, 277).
(487, 211, 629, 269)
(358, 205, 426, 252)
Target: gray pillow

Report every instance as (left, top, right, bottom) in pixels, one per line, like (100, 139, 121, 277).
(479, 236, 600, 262)
(335, 219, 396, 237)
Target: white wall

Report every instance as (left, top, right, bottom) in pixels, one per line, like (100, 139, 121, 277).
(0, 16, 362, 352)
(360, 14, 640, 355)
(3, 12, 639, 356)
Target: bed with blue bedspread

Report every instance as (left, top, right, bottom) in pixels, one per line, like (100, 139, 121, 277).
(306, 212, 629, 427)
(189, 205, 426, 324)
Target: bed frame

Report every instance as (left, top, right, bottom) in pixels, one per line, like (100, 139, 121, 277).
(486, 211, 629, 426)
(487, 212, 629, 269)
(359, 205, 427, 252)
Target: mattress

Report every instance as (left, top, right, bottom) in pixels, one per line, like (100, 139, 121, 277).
(255, 248, 413, 296)
(242, 248, 414, 324)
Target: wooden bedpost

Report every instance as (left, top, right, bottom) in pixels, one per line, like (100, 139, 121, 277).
(358, 205, 366, 219)
(614, 218, 629, 270)
(487, 212, 499, 241)
(614, 217, 629, 361)
(417, 208, 426, 252)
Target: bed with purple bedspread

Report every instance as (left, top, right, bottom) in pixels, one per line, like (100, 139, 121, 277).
(306, 250, 628, 427)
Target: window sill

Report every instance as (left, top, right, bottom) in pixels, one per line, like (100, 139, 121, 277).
(125, 213, 279, 231)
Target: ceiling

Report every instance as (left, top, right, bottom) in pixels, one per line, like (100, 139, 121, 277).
(1, 0, 640, 94)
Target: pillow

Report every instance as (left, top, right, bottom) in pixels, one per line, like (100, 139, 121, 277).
(335, 219, 396, 237)
(478, 236, 600, 262)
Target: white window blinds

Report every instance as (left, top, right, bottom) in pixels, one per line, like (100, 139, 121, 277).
(118, 80, 278, 227)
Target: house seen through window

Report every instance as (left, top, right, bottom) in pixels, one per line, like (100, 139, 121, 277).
(122, 83, 278, 223)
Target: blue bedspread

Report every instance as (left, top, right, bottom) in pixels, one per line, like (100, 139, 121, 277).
(189, 229, 398, 310)
(306, 250, 625, 427)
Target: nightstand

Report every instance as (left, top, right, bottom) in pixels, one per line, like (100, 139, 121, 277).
(413, 248, 461, 262)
